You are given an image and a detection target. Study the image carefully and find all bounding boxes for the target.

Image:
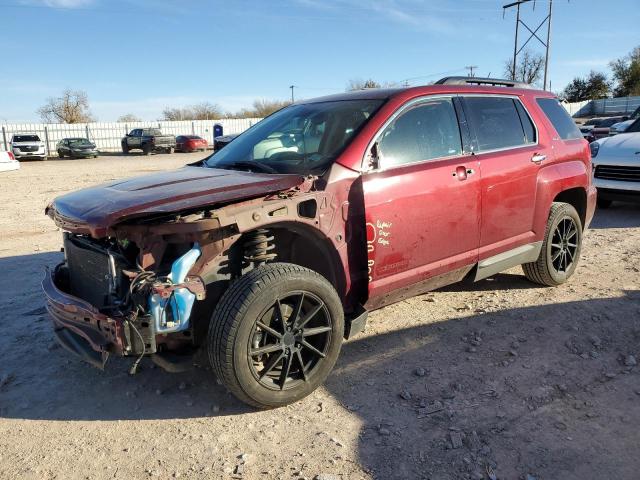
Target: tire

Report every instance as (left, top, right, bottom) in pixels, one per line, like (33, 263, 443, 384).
(57, 150, 64, 158)
(167, 147, 174, 154)
(208, 263, 344, 408)
(523, 202, 583, 287)
(121, 143, 129, 154)
(143, 145, 152, 156)
(597, 198, 612, 209)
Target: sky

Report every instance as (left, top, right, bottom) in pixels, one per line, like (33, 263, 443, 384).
(1, 0, 639, 122)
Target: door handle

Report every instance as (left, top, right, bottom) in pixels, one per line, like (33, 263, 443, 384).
(531, 153, 546, 164)
(453, 165, 471, 180)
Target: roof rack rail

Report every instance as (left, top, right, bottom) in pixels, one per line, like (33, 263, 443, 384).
(434, 76, 533, 89)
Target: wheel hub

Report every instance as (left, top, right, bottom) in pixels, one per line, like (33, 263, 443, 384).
(282, 332, 296, 347)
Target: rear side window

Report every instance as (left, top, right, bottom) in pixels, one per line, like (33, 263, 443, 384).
(378, 98, 462, 168)
(536, 98, 582, 140)
(464, 97, 535, 152)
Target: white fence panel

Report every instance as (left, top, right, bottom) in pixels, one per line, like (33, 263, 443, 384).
(0, 118, 262, 156)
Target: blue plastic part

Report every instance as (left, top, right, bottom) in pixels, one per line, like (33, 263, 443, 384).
(149, 243, 202, 334)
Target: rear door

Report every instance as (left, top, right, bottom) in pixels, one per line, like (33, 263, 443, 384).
(461, 95, 546, 260)
(362, 96, 481, 306)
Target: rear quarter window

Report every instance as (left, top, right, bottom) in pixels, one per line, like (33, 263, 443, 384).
(536, 98, 582, 140)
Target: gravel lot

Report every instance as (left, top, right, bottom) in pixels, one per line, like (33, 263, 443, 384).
(1, 153, 639, 480)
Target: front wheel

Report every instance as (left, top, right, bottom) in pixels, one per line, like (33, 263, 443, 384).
(208, 263, 344, 408)
(57, 150, 64, 158)
(523, 202, 583, 286)
(121, 143, 129, 154)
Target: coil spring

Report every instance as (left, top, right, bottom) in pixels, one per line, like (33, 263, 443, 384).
(243, 229, 277, 264)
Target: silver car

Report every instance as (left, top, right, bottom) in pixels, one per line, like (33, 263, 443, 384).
(591, 118, 640, 207)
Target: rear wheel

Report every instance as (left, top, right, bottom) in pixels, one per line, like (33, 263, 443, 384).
(143, 145, 152, 156)
(523, 202, 582, 286)
(597, 198, 612, 209)
(121, 143, 129, 154)
(208, 263, 344, 408)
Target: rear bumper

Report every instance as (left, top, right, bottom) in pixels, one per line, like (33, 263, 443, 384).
(42, 266, 129, 364)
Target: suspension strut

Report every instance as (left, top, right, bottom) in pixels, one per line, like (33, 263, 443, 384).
(243, 229, 277, 265)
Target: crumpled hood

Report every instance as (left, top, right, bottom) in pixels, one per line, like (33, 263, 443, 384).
(47, 166, 303, 237)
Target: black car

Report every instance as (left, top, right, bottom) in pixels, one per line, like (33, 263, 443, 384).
(57, 138, 99, 158)
(213, 133, 239, 152)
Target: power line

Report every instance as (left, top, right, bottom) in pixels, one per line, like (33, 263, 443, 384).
(503, 0, 557, 90)
(465, 66, 479, 77)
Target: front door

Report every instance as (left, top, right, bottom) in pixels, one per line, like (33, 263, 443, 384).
(362, 96, 480, 308)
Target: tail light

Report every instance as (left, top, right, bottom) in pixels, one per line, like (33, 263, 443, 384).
(8, 152, 15, 161)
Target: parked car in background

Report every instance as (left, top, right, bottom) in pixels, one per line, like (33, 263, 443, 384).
(591, 117, 640, 208)
(0, 150, 20, 172)
(121, 128, 176, 155)
(590, 116, 628, 140)
(213, 133, 238, 151)
(175, 135, 208, 152)
(10, 133, 46, 160)
(57, 138, 99, 158)
(44, 77, 596, 409)
(609, 106, 640, 136)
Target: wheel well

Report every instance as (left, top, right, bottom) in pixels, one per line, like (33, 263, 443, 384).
(269, 224, 346, 299)
(553, 187, 587, 229)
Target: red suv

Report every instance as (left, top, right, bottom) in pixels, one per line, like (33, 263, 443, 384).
(43, 77, 596, 408)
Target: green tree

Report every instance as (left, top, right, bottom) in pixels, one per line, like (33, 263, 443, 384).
(610, 46, 640, 97)
(562, 71, 611, 102)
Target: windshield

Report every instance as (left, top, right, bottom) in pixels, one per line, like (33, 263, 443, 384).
(204, 99, 384, 174)
(13, 135, 40, 142)
(68, 138, 92, 145)
(626, 117, 640, 133)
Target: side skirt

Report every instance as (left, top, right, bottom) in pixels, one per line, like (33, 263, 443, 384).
(474, 241, 542, 282)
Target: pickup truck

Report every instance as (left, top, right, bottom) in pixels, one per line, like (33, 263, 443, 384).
(121, 128, 176, 155)
(44, 77, 596, 409)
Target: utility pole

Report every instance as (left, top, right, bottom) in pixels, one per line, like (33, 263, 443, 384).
(289, 85, 296, 103)
(465, 66, 478, 77)
(503, 0, 555, 90)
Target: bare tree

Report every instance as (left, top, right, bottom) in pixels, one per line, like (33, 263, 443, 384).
(161, 102, 223, 121)
(504, 50, 545, 85)
(191, 102, 223, 120)
(37, 89, 94, 123)
(230, 99, 291, 119)
(161, 107, 194, 121)
(347, 78, 382, 91)
(117, 114, 141, 123)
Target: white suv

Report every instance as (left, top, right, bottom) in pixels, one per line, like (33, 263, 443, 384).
(10, 133, 47, 160)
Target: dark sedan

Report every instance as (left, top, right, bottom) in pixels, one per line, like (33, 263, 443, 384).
(57, 138, 99, 158)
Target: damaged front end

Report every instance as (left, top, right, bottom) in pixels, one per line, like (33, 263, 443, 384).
(43, 229, 210, 370)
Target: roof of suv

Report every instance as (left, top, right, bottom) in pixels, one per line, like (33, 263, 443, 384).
(299, 82, 554, 105)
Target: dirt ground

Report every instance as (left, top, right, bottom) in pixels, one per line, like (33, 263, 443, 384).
(1, 153, 639, 480)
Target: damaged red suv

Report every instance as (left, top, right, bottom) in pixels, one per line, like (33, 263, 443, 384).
(44, 77, 596, 408)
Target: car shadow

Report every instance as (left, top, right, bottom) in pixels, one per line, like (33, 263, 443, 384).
(1, 205, 639, 477)
(590, 202, 640, 229)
